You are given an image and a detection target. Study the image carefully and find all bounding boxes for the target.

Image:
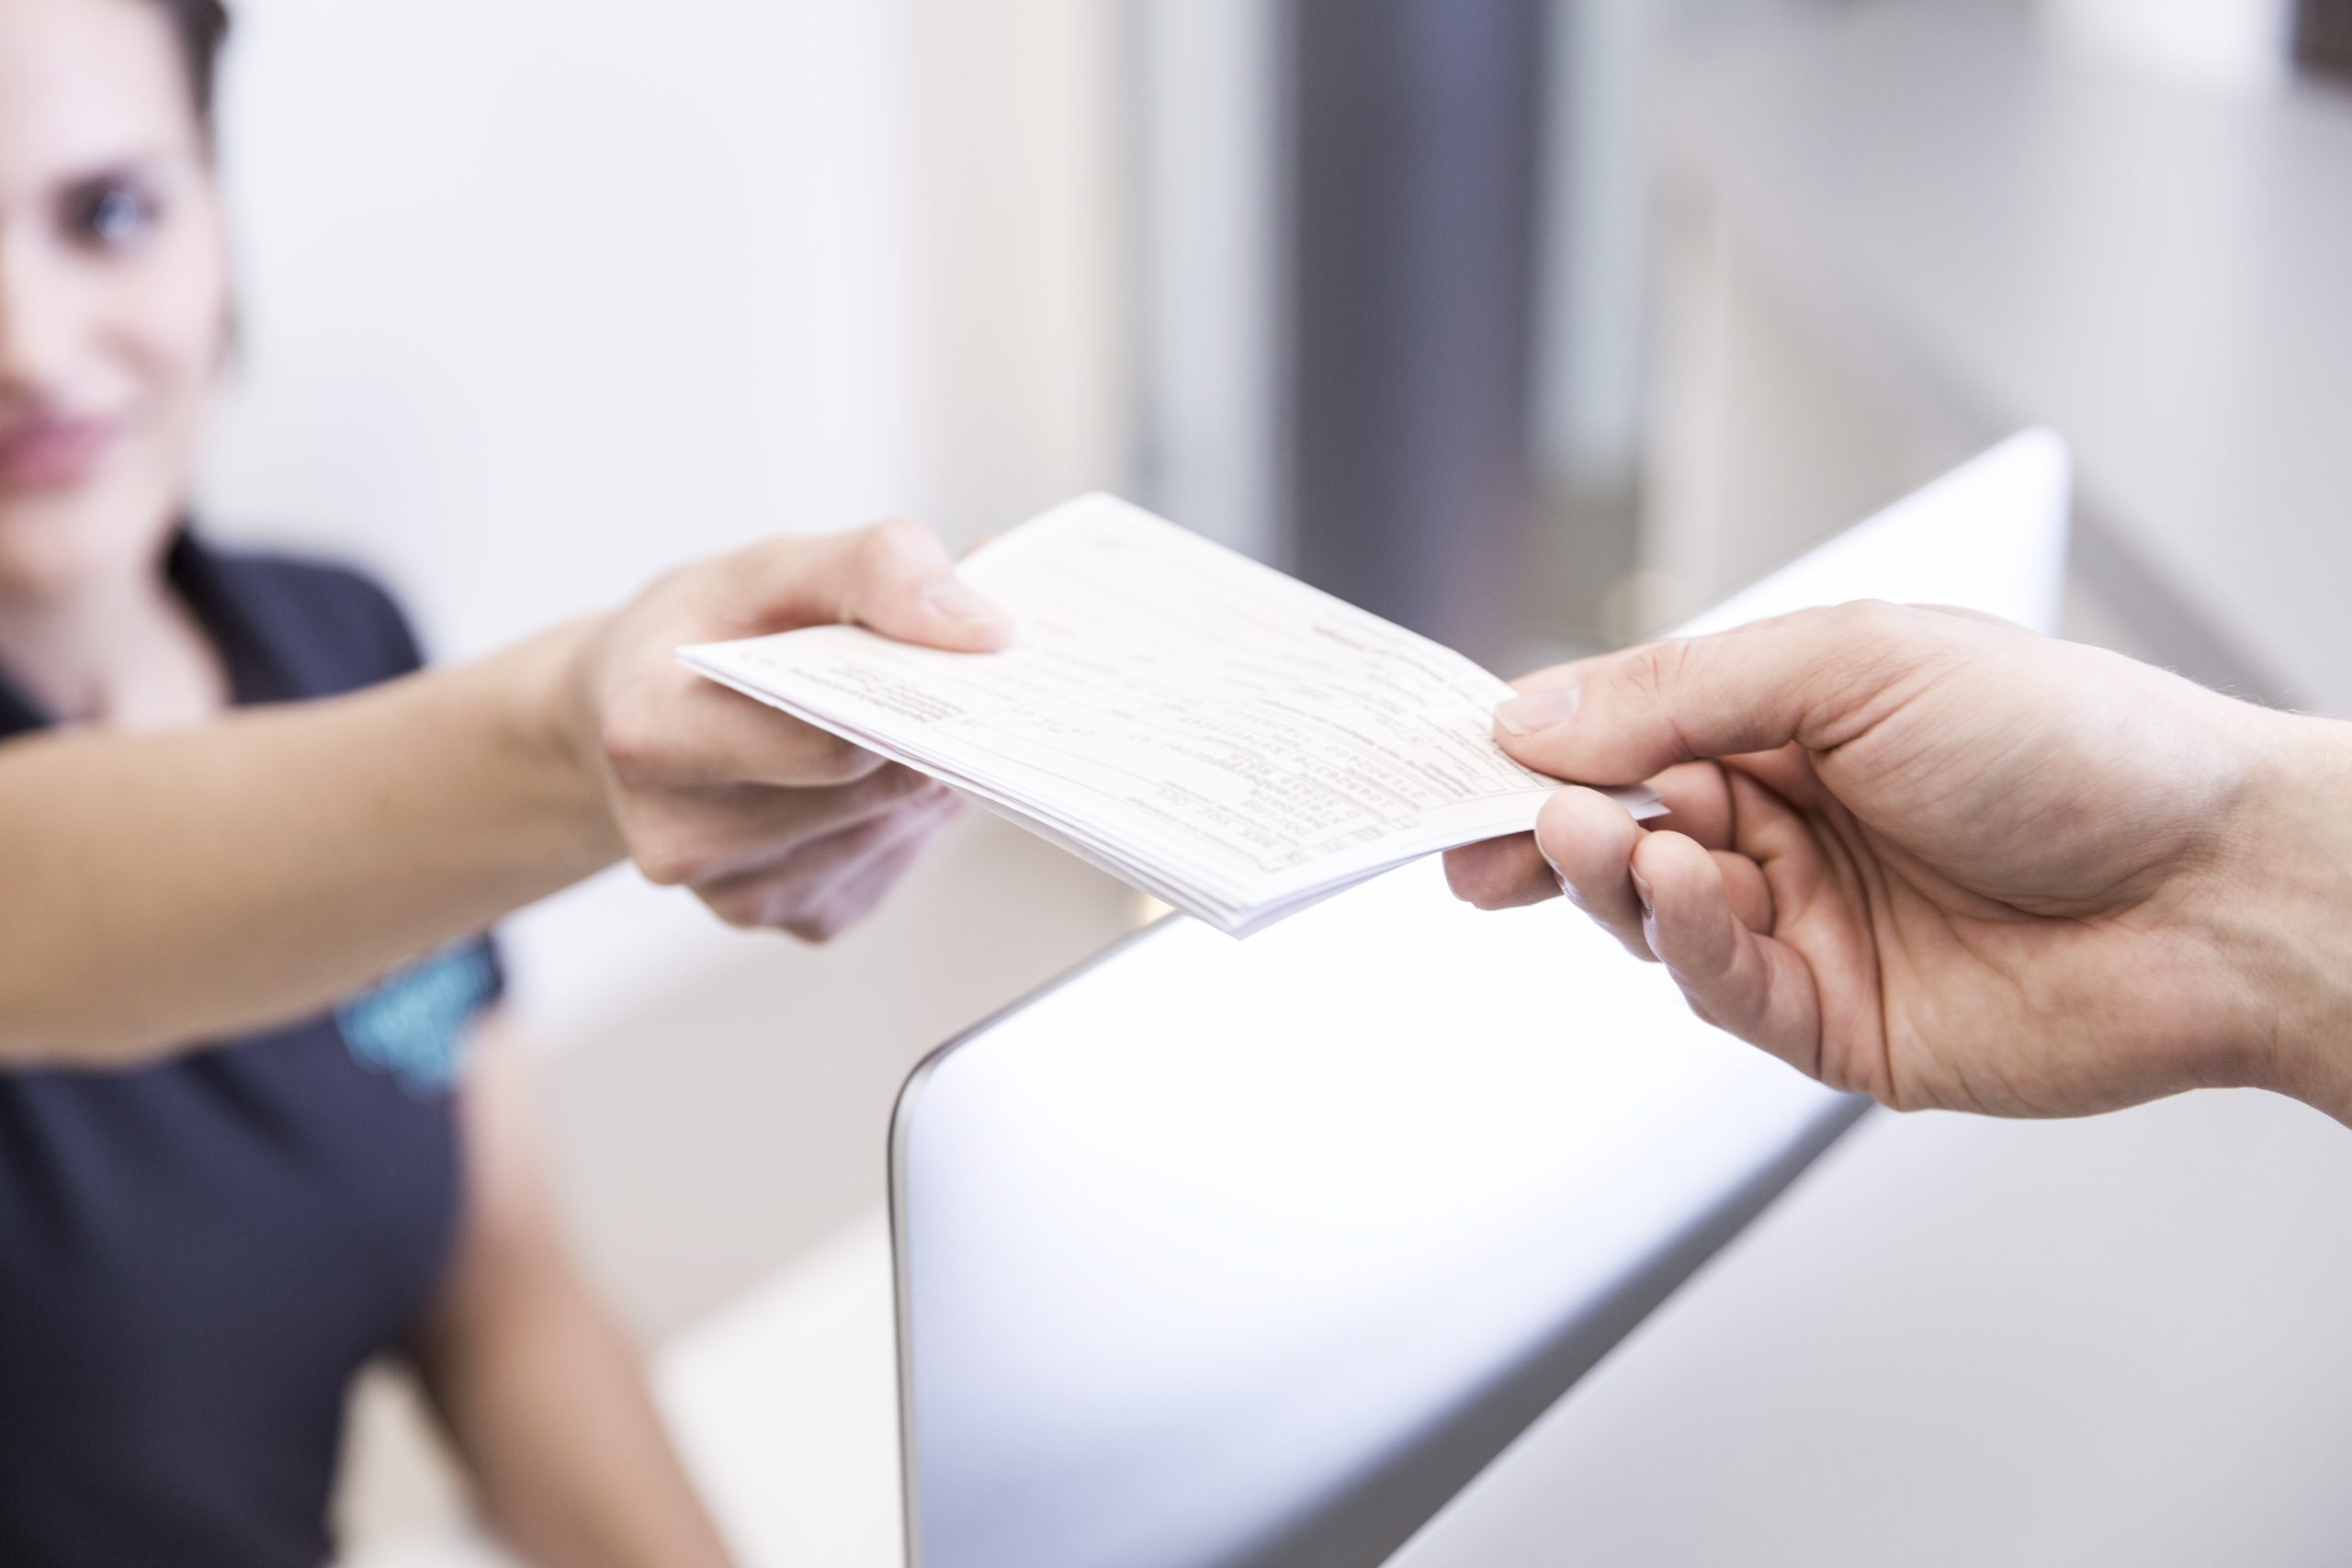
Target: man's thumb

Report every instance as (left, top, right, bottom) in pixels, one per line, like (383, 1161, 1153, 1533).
(1493, 601, 1931, 784)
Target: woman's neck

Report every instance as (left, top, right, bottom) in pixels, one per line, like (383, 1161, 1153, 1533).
(0, 554, 229, 730)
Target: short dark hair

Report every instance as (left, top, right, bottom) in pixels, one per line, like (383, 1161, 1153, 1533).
(146, 0, 232, 129)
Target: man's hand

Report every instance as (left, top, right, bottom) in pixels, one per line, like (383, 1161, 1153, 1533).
(1443, 603, 2352, 1121)
(566, 518, 1010, 942)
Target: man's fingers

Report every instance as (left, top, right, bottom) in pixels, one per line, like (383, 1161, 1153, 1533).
(1534, 786, 1654, 961)
(744, 519, 1012, 652)
(1714, 849, 1774, 932)
(1453, 776, 1775, 949)
(1646, 761, 1736, 850)
(1444, 767, 1691, 914)
(1442, 834, 1558, 910)
(1632, 830, 1824, 1078)
(1493, 600, 1958, 785)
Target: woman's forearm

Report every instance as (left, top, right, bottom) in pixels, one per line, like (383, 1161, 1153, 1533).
(0, 621, 620, 1066)
(0, 520, 1017, 1069)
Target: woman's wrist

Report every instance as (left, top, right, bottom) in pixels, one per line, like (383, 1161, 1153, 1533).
(481, 616, 630, 875)
(2208, 708, 2352, 1120)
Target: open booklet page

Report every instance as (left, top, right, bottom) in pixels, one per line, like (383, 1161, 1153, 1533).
(682, 495, 1662, 935)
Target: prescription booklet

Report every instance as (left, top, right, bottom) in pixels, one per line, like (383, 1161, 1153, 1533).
(680, 495, 1663, 936)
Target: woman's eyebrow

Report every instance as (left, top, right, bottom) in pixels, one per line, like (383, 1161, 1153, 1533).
(54, 151, 178, 188)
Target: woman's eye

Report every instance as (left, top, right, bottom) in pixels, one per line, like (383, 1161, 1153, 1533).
(71, 183, 163, 250)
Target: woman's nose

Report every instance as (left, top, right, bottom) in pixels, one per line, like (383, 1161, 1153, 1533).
(0, 234, 77, 400)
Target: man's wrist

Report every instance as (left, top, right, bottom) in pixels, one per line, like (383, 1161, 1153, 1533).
(2212, 708, 2352, 1121)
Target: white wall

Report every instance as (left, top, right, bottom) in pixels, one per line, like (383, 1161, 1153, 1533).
(196, 0, 1130, 1044)
(901, 0, 1131, 544)
(204, 0, 933, 657)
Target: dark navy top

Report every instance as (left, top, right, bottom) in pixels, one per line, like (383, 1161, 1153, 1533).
(0, 535, 503, 1566)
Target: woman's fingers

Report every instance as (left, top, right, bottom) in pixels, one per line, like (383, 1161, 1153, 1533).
(741, 518, 1013, 653)
(779, 825, 945, 943)
(692, 784, 960, 934)
(584, 514, 1009, 897)
(1631, 829, 1825, 1078)
(603, 673, 891, 793)
(636, 765, 949, 887)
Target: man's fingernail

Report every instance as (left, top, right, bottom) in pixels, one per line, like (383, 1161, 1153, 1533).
(1497, 685, 1581, 737)
(923, 577, 1012, 629)
(1533, 838, 1577, 901)
(1630, 865, 1655, 916)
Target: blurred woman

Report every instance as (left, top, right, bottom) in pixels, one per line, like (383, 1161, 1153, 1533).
(0, 0, 999, 1561)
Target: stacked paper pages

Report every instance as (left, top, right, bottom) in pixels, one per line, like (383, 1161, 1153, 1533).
(682, 495, 1663, 936)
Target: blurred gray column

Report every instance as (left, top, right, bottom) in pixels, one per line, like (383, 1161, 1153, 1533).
(2300, 0, 2352, 79)
(1126, 0, 1286, 565)
(1283, 0, 1549, 664)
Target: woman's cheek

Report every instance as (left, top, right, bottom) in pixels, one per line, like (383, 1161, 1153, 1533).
(94, 200, 232, 556)
(129, 197, 232, 442)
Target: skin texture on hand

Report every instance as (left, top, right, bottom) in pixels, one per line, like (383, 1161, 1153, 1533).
(1443, 602, 2352, 1123)
(565, 516, 1012, 941)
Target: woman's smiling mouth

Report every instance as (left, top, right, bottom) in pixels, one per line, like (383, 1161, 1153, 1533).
(0, 410, 126, 491)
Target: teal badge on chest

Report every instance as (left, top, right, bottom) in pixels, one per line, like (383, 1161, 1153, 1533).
(336, 944, 497, 1098)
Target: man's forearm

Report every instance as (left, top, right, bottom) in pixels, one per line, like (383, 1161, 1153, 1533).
(0, 621, 621, 1067)
(2202, 708, 2352, 1122)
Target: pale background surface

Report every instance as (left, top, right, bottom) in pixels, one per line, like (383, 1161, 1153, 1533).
(155, 0, 2352, 1560)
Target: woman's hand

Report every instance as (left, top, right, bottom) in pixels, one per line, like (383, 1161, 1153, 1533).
(566, 518, 1011, 942)
(1442, 603, 2352, 1122)
(0, 515, 1011, 1065)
